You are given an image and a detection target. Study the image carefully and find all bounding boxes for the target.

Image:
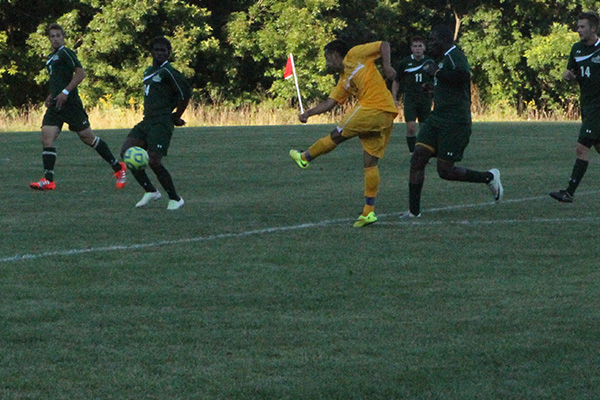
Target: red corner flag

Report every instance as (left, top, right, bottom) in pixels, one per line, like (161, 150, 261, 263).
(283, 53, 304, 113)
(284, 54, 294, 79)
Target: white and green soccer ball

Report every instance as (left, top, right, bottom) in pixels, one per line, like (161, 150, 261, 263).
(123, 146, 149, 170)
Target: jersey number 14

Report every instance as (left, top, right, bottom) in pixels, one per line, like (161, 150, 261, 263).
(581, 66, 591, 78)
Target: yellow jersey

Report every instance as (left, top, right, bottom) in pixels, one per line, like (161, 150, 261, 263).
(329, 41, 397, 114)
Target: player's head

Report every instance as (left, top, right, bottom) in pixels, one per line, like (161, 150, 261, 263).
(428, 25, 454, 58)
(410, 36, 426, 58)
(324, 39, 348, 73)
(324, 39, 349, 58)
(150, 36, 171, 66)
(577, 11, 599, 43)
(46, 23, 65, 51)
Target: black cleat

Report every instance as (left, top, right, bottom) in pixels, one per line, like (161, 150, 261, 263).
(549, 190, 573, 203)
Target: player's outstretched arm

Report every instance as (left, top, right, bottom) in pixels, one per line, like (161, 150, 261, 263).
(379, 41, 396, 81)
(299, 98, 338, 123)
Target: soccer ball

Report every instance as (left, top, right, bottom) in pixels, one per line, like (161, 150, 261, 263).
(123, 146, 149, 170)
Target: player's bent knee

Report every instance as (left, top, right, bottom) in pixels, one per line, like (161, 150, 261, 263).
(437, 163, 461, 181)
(410, 148, 430, 169)
(148, 153, 164, 170)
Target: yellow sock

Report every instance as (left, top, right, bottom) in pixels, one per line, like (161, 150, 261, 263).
(305, 135, 337, 161)
(362, 166, 379, 216)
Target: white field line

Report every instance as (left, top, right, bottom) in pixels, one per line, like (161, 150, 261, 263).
(2, 191, 599, 263)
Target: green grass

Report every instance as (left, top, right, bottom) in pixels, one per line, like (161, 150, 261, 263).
(1, 122, 600, 399)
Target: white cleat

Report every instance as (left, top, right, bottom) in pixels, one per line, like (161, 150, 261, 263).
(401, 211, 421, 219)
(135, 191, 162, 208)
(167, 197, 184, 210)
(488, 168, 503, 202)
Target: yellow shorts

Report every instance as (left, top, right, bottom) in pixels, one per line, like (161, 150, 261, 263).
(338, 105, 396, 158)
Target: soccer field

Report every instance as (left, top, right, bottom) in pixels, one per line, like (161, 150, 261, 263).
(1, 122, 599, 399)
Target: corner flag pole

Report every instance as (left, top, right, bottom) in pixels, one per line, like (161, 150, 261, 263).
(284, 53, 304, 114)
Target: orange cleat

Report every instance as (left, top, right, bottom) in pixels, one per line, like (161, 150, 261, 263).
(30, 178, 56, 190)
(115, 162, 126, 189)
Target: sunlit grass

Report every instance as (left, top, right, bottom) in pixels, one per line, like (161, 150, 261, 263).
(0, 102, 345, 132)
(0, 96, 580, 133)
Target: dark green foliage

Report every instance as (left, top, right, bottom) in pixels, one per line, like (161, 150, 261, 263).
(0, 0, 598, 116)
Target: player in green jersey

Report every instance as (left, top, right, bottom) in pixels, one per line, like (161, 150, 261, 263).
(391, 36, 434, 153)
(406, 25, 503, 218)
(30, 23, 126, 191)
(121, 36, 192, 210)
(550, 11, 600, 203)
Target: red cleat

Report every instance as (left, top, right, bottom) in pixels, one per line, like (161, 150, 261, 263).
(115, 162, 126, 189)
(30, 178, 56, 190)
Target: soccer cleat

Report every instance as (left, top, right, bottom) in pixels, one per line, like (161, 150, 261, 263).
(549, 190, 574, 203)
(29, 178, 55, 190)
(353, 211, 377, 228)
(487, 168, 503, 202)
(289, 149, 309, 169)
(114, 162, 127, 189)
(401, 211, 421, 219)
(167, 197, 185, 210)
(135, 191, 162, 208)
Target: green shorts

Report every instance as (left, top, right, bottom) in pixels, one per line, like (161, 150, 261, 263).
(42, 99, 90, 132)
(579, 106, 600, 142)
(403, 94, 432, 123)
(127, 116, 174, 156)
(417, 115, 471, 162)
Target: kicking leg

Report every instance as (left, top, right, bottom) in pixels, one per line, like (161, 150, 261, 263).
(290, 128, 348, 168)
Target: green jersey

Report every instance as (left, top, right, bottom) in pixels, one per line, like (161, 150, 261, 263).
(431, 46, 471, 123)
(567, 39, 600, 114)
(46, 46, 82, 101)
(394, 55, 434, 98)
(143, 61, 192, 118)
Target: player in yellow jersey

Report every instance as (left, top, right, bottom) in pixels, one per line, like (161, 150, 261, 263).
(289, 40, 397, 227)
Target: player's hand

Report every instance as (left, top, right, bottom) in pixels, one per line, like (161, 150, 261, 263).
(54, 92, 68, 110)
(423, 63, 438, 77)
(173, 114, 186, 126)
(421, 82, 434, 94)
(563, 69, 576, 81)
(44, 95, 54, 108)
(299, 112, 310, 124)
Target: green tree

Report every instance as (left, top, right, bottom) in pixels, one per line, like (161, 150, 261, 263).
(0, 0, 82, 107)
(227, 0, 345, 107)
(525, 23, 578, 115)
(27, 0, 218, 107)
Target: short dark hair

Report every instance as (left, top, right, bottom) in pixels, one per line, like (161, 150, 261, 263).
(46, 23, 64, 37)
(579, 11, 600, 29)
(324, 39, 349, 58)
(150, 36, 172, 52)
(431, 25, 454, 44)
(411, 36, 425, 45)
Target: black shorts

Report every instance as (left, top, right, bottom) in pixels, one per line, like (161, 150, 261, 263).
(42, 99, 90, 132)
(126, 116, 175, 156)
(417, 115, 471, 162)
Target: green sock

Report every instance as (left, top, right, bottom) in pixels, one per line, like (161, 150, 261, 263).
(409, 182, 423, 215)
(464, 169, 492, 183)
(92, 137, 120, 171)
(566, 158, 589, 196)
(406, 136, 416, 153)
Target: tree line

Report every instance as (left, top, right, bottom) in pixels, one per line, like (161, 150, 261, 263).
(0, 0, 596, 117)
